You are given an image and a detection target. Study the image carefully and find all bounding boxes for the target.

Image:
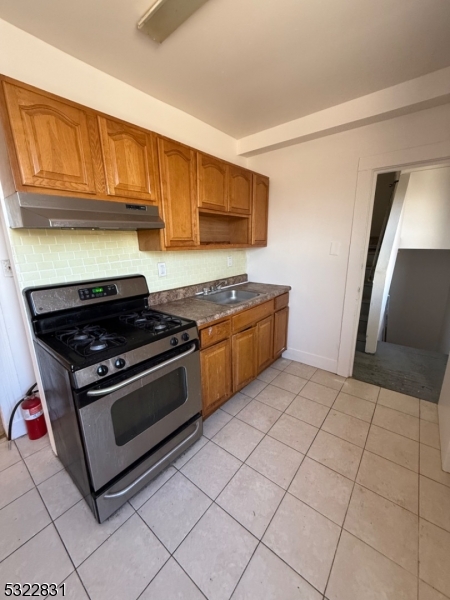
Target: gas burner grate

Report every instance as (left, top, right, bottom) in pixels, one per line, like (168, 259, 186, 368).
(120, 310, 182, 333)
(56, 325, 126, 357)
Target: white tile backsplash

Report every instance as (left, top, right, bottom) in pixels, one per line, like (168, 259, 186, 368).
(9, 229, 247, 291)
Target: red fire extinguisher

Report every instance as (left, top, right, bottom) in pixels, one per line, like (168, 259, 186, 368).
(21, 394, 47, 440)
(7, 383, 47, 443)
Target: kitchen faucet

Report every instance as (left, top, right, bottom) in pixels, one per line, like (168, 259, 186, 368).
(200, 280, 228, 295)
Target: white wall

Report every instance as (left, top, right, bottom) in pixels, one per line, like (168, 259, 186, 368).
(0, 19, 245, 166)
(400, 166, 450, 250)
(247, 103, 450, 372)
(0, 219, 35, 437)
(384, 166, 450, 353)
(387, 250, 450, 352)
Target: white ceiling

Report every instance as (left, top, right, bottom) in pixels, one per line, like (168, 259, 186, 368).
(1, 0, 450, 138)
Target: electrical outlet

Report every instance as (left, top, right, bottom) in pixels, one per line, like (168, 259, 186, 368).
(227, 256, 233, 267)
(157, 262, 166, 277)
(1, 259, 13, 277)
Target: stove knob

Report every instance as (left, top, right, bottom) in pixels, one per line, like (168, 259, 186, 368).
(114, 358, 126, 369)
(181, 332, 190, 342)
(97, 365, 108, 377)
(170, 336, 179, 346)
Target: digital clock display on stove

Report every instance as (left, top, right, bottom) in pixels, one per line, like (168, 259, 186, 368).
(78, 284, 118, 300)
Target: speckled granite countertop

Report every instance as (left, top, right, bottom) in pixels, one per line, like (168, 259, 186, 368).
(151, 281, 291, 327)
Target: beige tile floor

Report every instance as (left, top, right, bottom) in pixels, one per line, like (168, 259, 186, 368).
(0, 359, 449, 600)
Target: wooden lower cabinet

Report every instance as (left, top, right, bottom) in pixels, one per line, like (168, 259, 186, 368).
(232, 327, 257, 392)
(200, 294, 289, 418)
(256, 314, 274, 373)
(273, 307, 289, 357)
(200, 338, 232, 418)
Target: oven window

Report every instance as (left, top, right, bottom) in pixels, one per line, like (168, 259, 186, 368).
(111, 367, 187, 446)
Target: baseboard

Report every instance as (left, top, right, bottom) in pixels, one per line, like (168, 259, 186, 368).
(283, 348, 338, 374)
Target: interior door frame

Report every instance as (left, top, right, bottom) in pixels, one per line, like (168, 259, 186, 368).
(336, 139, 450, 377)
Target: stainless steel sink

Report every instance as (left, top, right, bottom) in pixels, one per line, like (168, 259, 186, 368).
(201, 289, 260, 305)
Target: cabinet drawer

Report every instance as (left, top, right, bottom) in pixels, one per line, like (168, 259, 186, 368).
(232, 300, 274, 333)
(200, 319, 231, 349)
(275, 293, 289, 311)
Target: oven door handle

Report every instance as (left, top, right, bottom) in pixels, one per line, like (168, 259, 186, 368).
(103, 419, 201, 499)
(86, 343, 196, 397)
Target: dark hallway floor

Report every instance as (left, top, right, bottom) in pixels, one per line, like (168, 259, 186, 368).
(353, 341, 448, 403)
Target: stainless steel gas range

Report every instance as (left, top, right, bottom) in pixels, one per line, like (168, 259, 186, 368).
(24, 275, 202, 523)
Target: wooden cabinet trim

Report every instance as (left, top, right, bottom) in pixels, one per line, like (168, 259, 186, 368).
(199, 292, 289, 416)
(200, 319, 231, 349)
(157, 136, 199, 248)
(228, 164, 252, 215)
(256, 314, 274, 373)
(273, 306, 289, 357)
(231, 299, 274, 333)
(0, 75, 270, 251)
(232, 327, 257, 392)
(2, 81, 100, 195)
(197, 152, 228, 212)
(98, 116, 160, 204)
(274, 292, 289, 311)
(201, 338, 232, 418)
(252, 174, 269, 246)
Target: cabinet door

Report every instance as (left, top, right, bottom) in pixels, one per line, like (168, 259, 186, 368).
(98, 116, 160, 204)
(252, 174, 269, 245)
(229, 165, 252, 214)
(256, 314, 274, 373)
(232, 327, 257, 392)
(197, 153, 228, 212)
(200, 339, 232, 417)
(273, 307, 289, 358)
(158, 137, 199, 248)
(2, 81, 98, 194)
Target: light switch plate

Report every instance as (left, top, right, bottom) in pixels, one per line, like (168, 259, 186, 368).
(157, 262, 166, 277)
(227, 256, 233, 267)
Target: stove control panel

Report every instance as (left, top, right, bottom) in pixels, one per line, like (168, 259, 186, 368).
(73, 324, 200, 388)
(78, 284, 118, 301)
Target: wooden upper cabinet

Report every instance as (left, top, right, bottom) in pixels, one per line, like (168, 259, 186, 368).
(197, 152, 228, 212)
(2, 81, 100, 194)
(0, 76, 270, 250)
(252, 174, 269, 245)
(229, 165, 252, 214)
(158, 137, 199, 248)
(98, 116, 160, 204)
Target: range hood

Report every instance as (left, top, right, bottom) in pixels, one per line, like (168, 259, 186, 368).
(4, 192, 165, 230)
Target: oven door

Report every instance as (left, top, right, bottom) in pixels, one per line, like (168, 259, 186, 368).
(76, 342, 201, 491)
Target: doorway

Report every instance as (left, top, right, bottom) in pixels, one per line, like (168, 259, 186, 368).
(351, 167, 450, 402)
